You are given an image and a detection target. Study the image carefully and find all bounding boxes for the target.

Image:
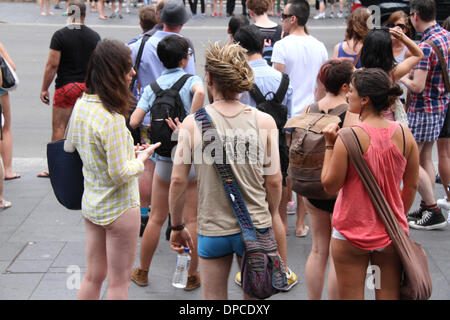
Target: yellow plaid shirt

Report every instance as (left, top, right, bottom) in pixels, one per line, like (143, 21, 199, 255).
(70, 93, 144, 225)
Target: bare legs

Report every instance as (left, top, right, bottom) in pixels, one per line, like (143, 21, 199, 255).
(437, 138, 450, 200)
(38, 0, 54, 15)
(0, 94, 19, 179)
(138, 173, 199, 278)
(304, 200, 338, 300)
(331, 239, 402, 300)
(78, 207, 140, 300)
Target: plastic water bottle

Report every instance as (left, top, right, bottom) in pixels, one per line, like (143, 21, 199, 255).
(172, 247, 191, 289)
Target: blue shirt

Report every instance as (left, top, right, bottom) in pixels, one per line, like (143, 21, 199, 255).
(131, 30, 196, 126)
(137, 68, 202, 161)
(240, 59, 293, 117)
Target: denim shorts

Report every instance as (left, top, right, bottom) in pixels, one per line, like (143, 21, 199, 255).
(0, 88, 7, 97)
(198, 228, 269, 259)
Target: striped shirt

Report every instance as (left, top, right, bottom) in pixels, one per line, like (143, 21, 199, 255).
(70, 93, 144, 226)
(409, 24, 450, 114)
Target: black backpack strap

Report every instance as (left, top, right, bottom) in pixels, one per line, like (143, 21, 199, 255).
(249, 83, 266, 105)
(170, 74, 193, 92)
(150, 80, 163, 97)
(273, 73, 290, 103)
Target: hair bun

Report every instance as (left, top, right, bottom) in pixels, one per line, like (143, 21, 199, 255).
(388, 82, 403, 97)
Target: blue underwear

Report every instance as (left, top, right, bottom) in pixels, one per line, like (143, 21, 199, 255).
(198, 228, 268, 259)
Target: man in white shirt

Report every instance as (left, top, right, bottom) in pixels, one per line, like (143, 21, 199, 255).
(272, 0, 328, 118)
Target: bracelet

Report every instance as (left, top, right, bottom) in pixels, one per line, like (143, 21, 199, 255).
(170, 223, 185, 231)
(325, 145, 334, 150)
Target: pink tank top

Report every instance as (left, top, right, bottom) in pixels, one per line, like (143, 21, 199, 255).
(332, 122, 409, 250)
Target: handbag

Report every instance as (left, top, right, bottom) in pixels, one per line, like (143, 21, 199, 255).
(338, 127, 432, 300)
(393, 97, 408, 126)
(194, 107, 288, 299)
(0, 55, 19, 91)
(47, 113, 84, 210)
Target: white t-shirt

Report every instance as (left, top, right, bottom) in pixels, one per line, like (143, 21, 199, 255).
(272, 34, 328, 117)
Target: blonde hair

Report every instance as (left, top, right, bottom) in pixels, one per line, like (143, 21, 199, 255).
(205, 42, 254, 99)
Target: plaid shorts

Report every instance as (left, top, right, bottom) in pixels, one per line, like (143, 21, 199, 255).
(407, 111, 446, 142)
(53, 82, 86, 109)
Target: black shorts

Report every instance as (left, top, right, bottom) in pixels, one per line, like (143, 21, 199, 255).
(439, 107, 450, 139)
(307, 198, 336, 213)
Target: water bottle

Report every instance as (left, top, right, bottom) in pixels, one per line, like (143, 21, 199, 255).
(172, 247, 191, 289)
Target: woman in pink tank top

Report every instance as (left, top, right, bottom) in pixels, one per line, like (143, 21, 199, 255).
(321, 68, 419, 300)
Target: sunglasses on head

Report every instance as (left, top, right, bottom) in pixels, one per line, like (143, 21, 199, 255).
(386, 23, 407, 30)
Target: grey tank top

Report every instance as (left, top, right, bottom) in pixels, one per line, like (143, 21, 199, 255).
(194, 105, 273, 237)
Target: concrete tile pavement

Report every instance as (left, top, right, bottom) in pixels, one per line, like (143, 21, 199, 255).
(0, 165, 448, 300)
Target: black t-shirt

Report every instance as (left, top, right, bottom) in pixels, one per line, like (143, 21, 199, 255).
(255, 24, 282, 66)
(50, 25, 101, 89)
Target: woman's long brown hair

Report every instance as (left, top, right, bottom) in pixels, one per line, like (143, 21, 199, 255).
(85, 39, 132, 118)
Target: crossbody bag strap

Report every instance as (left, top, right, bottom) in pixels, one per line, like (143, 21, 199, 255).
(337, 127, 407, 241)
(194, 107, 257, 241)
(426, 40, 450, 92)
(130, 34, 151, 92)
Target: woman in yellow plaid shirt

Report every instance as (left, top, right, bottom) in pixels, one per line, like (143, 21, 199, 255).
(70, 40, 160, 300)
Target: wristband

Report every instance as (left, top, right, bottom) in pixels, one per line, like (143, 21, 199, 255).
(170, 223, 185, 231)
(325, 145, 334, 150)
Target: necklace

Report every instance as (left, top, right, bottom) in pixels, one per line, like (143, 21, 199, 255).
(214, 97, 240, 102)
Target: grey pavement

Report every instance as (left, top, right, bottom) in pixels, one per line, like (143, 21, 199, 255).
(0, 2, 449, 300)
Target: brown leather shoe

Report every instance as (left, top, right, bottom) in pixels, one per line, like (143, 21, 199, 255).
(131, 268, 149, 287)
(184, 274, 201, 291)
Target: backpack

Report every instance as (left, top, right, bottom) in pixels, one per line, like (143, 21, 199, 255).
(284, 103, 348, 200)
(149, 74, 192, 158)
(249, 73, 290, 175)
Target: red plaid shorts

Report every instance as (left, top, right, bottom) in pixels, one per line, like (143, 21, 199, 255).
(53, 82, 86, 109)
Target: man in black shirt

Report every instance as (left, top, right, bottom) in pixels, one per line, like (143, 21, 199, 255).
(39, 0, 100, 178)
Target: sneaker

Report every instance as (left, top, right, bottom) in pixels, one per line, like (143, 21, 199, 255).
(110, 13, 116, 18)
(329, 12, 334, 18)
(407, 203, 426, 221)
(235, 268, 298, 291)
(409, 208, 448, 230)
(201, 13, 206, 18)
(192, 14, 197, 18)
(131, 268, 149, 287)
(184, 274, 201, 291)
(337, 11, 344, 18)
(437, 198, 450, 211)
(313, 12, 325, 20)
(235, 271, 242, 287)
(287, 201, 296, 215)
(280, 268, 298, 291)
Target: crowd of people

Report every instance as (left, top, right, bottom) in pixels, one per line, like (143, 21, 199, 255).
(3, 0, 446, 300)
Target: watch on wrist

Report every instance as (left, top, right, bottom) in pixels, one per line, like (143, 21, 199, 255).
(170, 223, 185, 231)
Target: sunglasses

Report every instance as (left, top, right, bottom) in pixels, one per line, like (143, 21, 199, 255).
(386, 23, 407, 30)
(281, 13, 294, 20)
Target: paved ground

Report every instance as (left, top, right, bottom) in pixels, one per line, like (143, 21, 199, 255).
(0, 2, 448, 300)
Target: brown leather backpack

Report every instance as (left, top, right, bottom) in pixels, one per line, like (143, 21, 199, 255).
(284, 103, 348, 200)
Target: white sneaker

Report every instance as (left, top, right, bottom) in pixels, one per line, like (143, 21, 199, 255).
(337, 11, 344, 18)
(329, 12, 334, 18)
(437, 198, 450, 211)
(313, 12, 325, 20)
